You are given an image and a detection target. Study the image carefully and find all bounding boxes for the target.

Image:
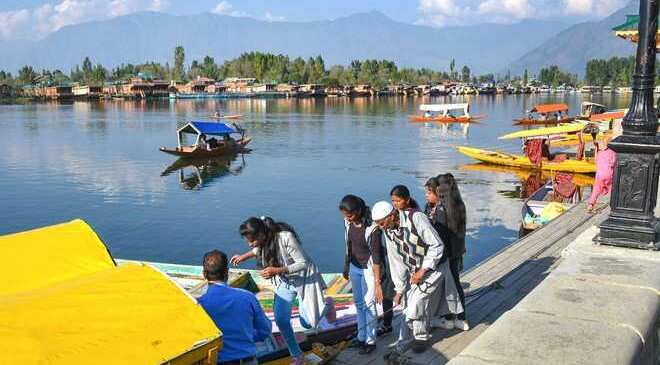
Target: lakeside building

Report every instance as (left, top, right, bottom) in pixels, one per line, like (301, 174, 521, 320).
(45, 85, 73, 99)
(222, 77, 257, 94)
(72, 84, 103, 98)
(299, 83, 326, 97)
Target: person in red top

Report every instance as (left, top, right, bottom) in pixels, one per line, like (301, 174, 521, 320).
(588, 138, 617, 212)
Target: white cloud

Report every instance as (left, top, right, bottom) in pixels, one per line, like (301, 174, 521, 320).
(0, 0, 169, 40)
(563, 0, 624, 16)
(211, 1, 247, 17)
(417, 0, 624, 26)
(264, 11, 286, 22)
(418, 0, 535, 26)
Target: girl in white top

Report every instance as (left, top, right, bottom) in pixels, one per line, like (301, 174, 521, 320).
(231, 217, 327, 365)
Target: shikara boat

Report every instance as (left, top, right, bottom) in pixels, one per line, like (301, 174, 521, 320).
(579, 102, 607, 118)
(457, 146, 596, 173)
(118, 259, 357, 365)
(410, 103, 484, 123)
(513, 103, 573, 125)
(459, 163, 595, 187)
(159, 120, 252, 158)
(521, 176, 582, 231)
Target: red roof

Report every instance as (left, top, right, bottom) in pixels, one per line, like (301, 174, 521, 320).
(590, 110, 625, 122)
(532, 103, 569, 114)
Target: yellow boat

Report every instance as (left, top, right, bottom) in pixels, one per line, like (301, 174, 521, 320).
(499, 123, 586, 140)
(456, 146, 596, 173)
(460, 163, 595, 186)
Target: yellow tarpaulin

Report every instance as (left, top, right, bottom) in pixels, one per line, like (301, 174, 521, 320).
(0, 220, 222, 365)
(0, 219, 115, 296)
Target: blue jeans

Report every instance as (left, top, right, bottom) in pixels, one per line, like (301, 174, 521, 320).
(274, 281, 310, 358)
(349, 263, 377, 345)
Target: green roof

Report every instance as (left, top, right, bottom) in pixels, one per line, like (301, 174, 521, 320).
(612, 15, 640, 32)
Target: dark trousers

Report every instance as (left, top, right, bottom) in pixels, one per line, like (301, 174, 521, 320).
(445, 256, 466, 321)
(382, 298, 393, 327)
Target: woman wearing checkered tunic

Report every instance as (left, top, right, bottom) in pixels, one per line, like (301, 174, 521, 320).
(371, 200, 463, 354)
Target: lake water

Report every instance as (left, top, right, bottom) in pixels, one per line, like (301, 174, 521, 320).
(0, 93, 632, 272)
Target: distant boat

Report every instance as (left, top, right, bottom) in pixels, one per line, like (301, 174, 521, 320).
(513, 103, 573, 125)
(159, 120, 252, 158)
(409, 103, 484, 123)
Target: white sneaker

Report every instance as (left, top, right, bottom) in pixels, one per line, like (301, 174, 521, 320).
(454, 319, 470, 331)
(431, 317, 454, 330)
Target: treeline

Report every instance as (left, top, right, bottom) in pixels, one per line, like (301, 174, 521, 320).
(8, 46, 650, 89)
(0, 46, 495, 89)
(585, 55, 660, 86)
(537, 65, 578, 87)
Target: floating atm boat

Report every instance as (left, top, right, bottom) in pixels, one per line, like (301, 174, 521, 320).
(410, 103, 483, 123)
(513, 103, 573, 125)
(160, 120, 252, 158)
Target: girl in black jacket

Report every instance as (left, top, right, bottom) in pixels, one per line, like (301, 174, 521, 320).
(424, 173, 468, 330)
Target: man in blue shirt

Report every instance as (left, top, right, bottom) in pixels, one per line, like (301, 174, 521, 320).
(198, 250, 272, 365)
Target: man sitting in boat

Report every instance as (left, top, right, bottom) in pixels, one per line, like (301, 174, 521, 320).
(198, 250, 272, 365)
(208, 137, 219, 149)
(196, 134, 208, 151)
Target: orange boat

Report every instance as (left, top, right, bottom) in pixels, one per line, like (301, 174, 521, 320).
(513, 103, 573, 125)
(410, 103, 483, 123)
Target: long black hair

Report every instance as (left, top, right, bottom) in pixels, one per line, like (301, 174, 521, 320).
(436, 173, 466, 236)
(338, 194, 371, 226)
(390, 184, 420, 210)
(239, 217, 300, 268)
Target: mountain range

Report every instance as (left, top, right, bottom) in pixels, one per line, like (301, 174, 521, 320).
(0, 3, 641, 77)
(0, 11, 568, 75)
(507, 1, 638, 76)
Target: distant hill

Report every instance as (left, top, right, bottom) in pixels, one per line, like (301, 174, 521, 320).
(0, 11, 569, 75)
(507, 1, 638, 77)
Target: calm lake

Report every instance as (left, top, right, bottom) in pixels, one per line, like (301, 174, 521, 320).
(0, 94, 632, 272)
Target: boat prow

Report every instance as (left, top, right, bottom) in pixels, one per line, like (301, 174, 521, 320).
(456, 146, 596, 173)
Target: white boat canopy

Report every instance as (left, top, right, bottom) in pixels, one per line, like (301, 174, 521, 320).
(419, 103, 470, 114)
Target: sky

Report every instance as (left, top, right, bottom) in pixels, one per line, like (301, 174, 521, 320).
(0, 0, 631, 41)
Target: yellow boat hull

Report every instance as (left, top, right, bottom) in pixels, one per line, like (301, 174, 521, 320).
(549, 130, 615, 147)
(456, 146, 596, 174)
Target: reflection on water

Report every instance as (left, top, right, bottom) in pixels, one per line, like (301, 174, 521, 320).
(161, 153, 248, 190)
(0, 94, 623, 272)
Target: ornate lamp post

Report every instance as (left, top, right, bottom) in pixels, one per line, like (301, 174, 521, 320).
(596, 0, 660, 250)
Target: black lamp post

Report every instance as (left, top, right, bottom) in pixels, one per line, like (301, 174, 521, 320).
(595, 0, 660, 250)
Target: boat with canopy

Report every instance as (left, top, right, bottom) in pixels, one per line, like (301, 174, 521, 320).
(513, 103, 573, 125)
(409, 103, 483, 123)
(160, 120, 252, 158)
(456, 124, 597, 173)
(0, 220, 349, 365)
(0, 219, 223, 365)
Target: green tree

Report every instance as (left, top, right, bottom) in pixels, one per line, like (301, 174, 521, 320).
(91, 64, 107, 84)
(173, 46, 185, 81)
(450, 58, 456, 81)
(18, 66, 36, 85)
(461, 65, 471, 83)
(82, 57, 93, 83)
(523, 69, 528, 86)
